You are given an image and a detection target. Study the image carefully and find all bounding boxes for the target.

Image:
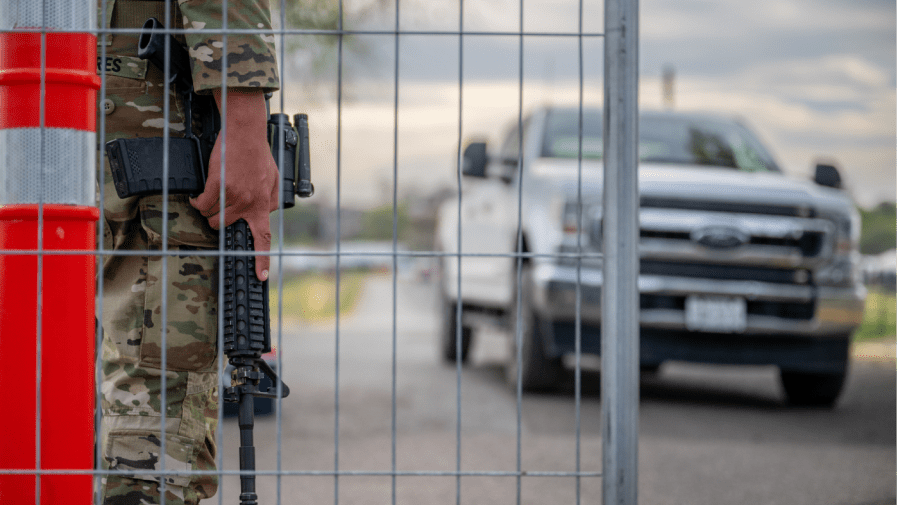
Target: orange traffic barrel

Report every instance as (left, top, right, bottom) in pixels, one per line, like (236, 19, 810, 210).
(0, 2, 101, 503)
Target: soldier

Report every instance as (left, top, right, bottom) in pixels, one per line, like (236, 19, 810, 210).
(96, 0, 280, 503)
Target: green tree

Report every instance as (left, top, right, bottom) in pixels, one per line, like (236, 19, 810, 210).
(272, 204, 320, 245)
(357, 202, 409, 241)
(274, 0, 393, 99)
(859, 202, 897, 255)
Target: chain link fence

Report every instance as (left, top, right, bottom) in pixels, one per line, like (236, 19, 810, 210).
(0, 0, 638, 503)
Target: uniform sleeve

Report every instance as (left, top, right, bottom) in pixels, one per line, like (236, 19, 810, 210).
(177, 0, 280, 93)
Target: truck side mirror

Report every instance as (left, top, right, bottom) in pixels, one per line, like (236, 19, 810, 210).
(814, 163, 843, 189)
(462, 142, 488, 178)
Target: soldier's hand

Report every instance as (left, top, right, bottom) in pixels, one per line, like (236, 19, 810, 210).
(190, 89, 279, 281)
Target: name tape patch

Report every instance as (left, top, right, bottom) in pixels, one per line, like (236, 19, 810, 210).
(96, 55, 148, 80)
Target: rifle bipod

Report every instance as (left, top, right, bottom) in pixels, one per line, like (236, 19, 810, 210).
(222, 220, 290, 505)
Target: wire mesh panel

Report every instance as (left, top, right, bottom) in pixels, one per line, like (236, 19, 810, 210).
(0, 0, 639, 503)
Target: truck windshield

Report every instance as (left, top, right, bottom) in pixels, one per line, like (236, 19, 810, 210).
(541, 110, 781, 173)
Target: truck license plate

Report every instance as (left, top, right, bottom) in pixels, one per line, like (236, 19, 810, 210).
(685, 296, 747, 333)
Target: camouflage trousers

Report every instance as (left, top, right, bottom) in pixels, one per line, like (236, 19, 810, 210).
(98, 1, 220, 503)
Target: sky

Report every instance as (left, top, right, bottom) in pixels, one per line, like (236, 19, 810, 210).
(270, 0, 896, 209)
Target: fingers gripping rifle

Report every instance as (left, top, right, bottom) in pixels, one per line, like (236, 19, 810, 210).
(104, 18, 314, 505)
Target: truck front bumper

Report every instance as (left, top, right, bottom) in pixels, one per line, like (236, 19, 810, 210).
(529, 263, 864, 372)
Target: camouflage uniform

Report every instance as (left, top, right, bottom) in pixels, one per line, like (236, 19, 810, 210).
(96, 0, 278, 503)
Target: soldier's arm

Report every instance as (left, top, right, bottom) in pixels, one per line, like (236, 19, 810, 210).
(177, 0, 280, 93)
(178, 0, 281, 280)
(189, 89, 279, 281)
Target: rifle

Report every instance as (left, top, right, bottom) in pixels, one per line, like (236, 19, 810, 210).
(104, 17, 313, 505)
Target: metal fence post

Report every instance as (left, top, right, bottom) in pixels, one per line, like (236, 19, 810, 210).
(602, 0, 639, 502)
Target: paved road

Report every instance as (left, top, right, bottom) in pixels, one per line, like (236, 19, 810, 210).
(218, 274, 896, 505)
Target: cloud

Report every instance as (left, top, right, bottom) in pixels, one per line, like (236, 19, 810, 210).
(739, 55, 890, 94)
(639, 64, 895, 206)
(271, 0, 895, 208)
(284, 72, 893, 207)
(654, 55, 895, 140)
(643, 0, 894, 41)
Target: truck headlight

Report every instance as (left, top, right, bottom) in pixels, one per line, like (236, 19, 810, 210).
(562, 202, 599, 244)
(558, 202, 602, 265)
(818, 210, 861, 286)
(562, 201, 583, 236)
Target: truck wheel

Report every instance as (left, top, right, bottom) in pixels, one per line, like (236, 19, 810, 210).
(779, 369, 847, 407)
(506, 266, 563, 391)
(440, 299, 472, 364)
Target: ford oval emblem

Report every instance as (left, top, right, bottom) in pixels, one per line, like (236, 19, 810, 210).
(690, 226, 749, 249)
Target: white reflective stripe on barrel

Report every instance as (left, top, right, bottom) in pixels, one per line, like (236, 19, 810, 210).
(0, 128, 96, 205)
(0, 0, 95, 31)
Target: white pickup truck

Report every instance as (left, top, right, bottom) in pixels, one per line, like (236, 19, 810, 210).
(436, 107, 865, 407)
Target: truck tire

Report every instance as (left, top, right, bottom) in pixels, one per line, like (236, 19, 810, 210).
(440, 298, 472, 364)
(779, 369, 847, 408)
(506, 265, 563, 391)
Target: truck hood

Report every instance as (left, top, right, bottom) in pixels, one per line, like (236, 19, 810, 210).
(527, 157, 856, 215)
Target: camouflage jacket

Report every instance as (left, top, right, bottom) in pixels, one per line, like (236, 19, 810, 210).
(98, 0, 280, 93)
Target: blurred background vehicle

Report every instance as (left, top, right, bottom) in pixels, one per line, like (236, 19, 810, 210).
(436, 107, 866, 407)
(860, 249, 897, 291)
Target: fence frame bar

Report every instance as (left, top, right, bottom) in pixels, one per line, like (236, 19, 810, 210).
(602, 0, 640, 502)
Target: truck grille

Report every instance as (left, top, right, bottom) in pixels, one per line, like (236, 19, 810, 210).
(750, 233, 824, 256)
(640, 294, 815, 320)
(640, 230, 825, 257)
(641, 197, 813, 218)
(640, 260, 808, 285)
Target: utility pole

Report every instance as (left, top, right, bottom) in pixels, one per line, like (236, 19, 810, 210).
(663, 65, 675, 109)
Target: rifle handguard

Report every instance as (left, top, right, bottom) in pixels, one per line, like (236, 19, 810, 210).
(223, 220, 270, 358)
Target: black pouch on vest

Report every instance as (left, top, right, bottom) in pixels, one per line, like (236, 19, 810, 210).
(106, 136, 206, 199)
